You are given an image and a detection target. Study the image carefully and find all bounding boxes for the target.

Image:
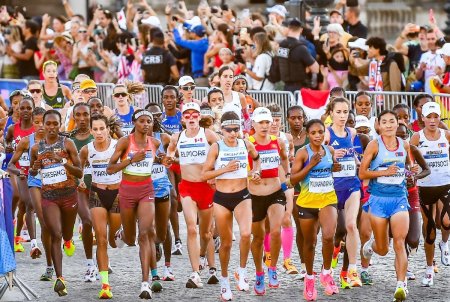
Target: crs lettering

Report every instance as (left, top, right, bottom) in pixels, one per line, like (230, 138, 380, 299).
(143, 55, 163, 65)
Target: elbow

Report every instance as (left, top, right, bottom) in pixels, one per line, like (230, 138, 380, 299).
(106, 166, 113, 175)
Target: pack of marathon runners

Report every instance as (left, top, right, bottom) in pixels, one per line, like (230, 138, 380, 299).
(6, 64, 450, 302)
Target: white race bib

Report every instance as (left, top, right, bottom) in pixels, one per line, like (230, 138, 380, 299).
(332, 159, 356, 178)
(151, 164, 166, 180)
(377, 167, 405, 185)
(41, 164, 68, 185)
(309, 176, 334, 193)
(18, 153, 30, 167)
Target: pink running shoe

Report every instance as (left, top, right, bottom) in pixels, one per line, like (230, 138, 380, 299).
(303, 277, 317, 301)
(320, 272, 339, 296)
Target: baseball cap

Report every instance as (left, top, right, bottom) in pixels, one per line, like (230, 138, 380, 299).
(287, 17, 303, 28)
(183, 16, 202, 29)
(182, 102, 201, 113)
(422, 102, 441, 117)
(80, 79, 97, 91)
(437, 43, 450, 56)
(252, 107, 273, 123)
(141, 16, 161, 29)
(348, 38, 369, 51)
(354, 115, 371, 129)
(179, 76, 195, 87)
(189, 24, 206, 37)
(267, 5, 288, 18)
(329, 9, 342, 16)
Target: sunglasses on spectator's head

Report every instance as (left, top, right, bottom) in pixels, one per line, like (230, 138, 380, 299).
(29, 89, 42, 94)
(222, 126, 240, 133)
(181, 85, 196, 91)
(113, 92, 128, 98)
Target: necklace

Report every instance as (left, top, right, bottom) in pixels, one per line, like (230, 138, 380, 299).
(292, 128, 304, 140)
(76, 128, 90, 136)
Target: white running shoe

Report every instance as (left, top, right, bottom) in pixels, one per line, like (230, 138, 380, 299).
(162, 266, 175, 281)
(186, 272, 203, 289)
(199, 256, 208, 272)
(362, 238, 374, 260)
(220, 277, 233, 301)
(298, 268, 307, 281)
(234, 268, 249, 292)
(406, 270, 416, 281)
(139, 282, 152, 299)
(114, 227, 125, 248)
(84, 265, 98, 282)
(20, 230, 31, 242)
(439, 241, 450, 266)
(171, 240, 183, 255)
(207, 268, 219, 285)
(421, 271, 434, 287)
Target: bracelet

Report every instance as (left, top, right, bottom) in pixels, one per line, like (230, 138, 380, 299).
(285, 172, 291, 177)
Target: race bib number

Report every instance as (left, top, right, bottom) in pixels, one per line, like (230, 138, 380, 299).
(18, 153, 30, 167)
(332, 158, 356, 178)
(309, 176, 334, 193)
(377, 167, 405, 185)
(259, 150, 280, 171)
(424, 154, 449, 172)
(151, 164, 166, 180)
(41, 164, 68, 185)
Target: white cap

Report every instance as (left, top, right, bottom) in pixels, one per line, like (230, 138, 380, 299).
(348, 38, 369, 51)
(182, 102, 201, 113)
(252, 107, 273, 123)
(141, 16, 161, 29)
(422, 102, 441, 117)
(179, 76, 195, 86)
(184, 16, 202, 29)
(326, 23, 345, 36)
(437, 43, 450, 57)
(267, 5, 287, 18)
(355, 115, 371, 129)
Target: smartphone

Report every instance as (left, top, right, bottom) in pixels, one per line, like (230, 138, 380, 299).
(97, 40, 103, 50)
(172, 16, 178, 22)
(45, 41, 54, 49)
(353, 52, 360, 58)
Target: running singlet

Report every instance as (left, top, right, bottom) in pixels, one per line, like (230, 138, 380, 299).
(151, 132, 172, 197)
(122, 133, 155, 176)
(38, 136, 77, 200)
(88, 139, 122, 185)
(369, 136, 407, 197)
(215, 139, 248, 180)
(43, 84, 66, 109)
(13, 122, 35, 175)
(248, 135, 280, 178)
(115, 106, 135, 137)
(328, 127, 359, 189)
(177, 128, 209, 165)
(2, 116, 15, 170)
(279, 132, 290, 157)
(416, 129, 450, 187)
(28, 133, 41, 180)
(161, 111, 182, 133)
(297, 145, 337, 208)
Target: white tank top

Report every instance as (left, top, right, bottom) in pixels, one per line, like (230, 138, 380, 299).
(417, 129, 450, 187)
(214, 139, 248, 180)
(88, 139, 122, 184)
(222, 91, 242, 118)
(177, 128, 210, 165)
(279, 132, 289, 157)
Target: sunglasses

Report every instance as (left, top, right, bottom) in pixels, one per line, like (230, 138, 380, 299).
(181, 85, 196, 91)
(183, 112, 200, 119)
(222, 127, 240, 133)
(79, 30, 87, 33)
(114, 92, 128, 98)
(29, 89, 42, 94)
(152, 113, 162, 118)
(83, 88, 97, 94)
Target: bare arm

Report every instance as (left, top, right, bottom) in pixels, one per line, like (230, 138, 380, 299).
(290, 148, 310, 185)
(64, 138, 83, 178)
(107, 136, 131, 174)
(277, 137, 289, 175)
(7, 138, 29, 177)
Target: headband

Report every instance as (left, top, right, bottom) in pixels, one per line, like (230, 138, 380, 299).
(134, 110, 153, 121)
(43, 60, 58, 68)
(221, 120, 241, 127)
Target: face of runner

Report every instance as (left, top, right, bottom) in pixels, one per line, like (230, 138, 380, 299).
(221, 122, 240, 142)
(253, 120, 271, 136)
(182, 109, 200, 129)
(208, 91, 224, 109)
(134, 115, 153, 134)
(147, 105, 163, 123)
(414, 97, 429, 117)
(232, 79, 247, 94)
(72, 88, 84, 103)
(113, 86, 129, 108)
(10, 95, 22, 114)
(288, 109, 305, 132)
(307, 122, 325, 146)
(44, 63, 58, 83)
(346, 112, 355, 128)
(82, 88, 98, 102)
(33, 114, 45, 136)
(19, 98, 33, 121)
(423, 112, 440, 131)
(28, 83, 43, 104)
(396, 123, 409, 141)
(355, 95, 372, 118)
(209, 75, 220, 87)
(331, 101, 349, 127)
(88, 98, 104, 115)
(44, 113, 61, 138)
(378, 112, 398, 136)
(162, 89, 177, 111)
(74, 104, 90, 131)
(179, 83, 195, 101)
(220, 69, 234, 91)
(91, 119, 109, 143)
(270, 116, 282, 134)
(394, 108, 410, 126)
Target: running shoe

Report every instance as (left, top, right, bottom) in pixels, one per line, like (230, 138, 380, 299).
(99, 283, 113, 299)
(339, 271, 350, 289)
(63, 240, 75, 257)
(319, 272, 339, 296)
(85, 265, 98, 282)
(108, 266, 113, 274)
(220, 277, 233, 301)
(186, 272, 203, 289)
(114, 227, 125, 248)
(30, 246, 42, 259)
(331, 246, 340, 269)
(14, 237, 24, 253)
(406, 270, 416, 281)
(361, 271, 373, 285)
(155, 243, 162, 262)
(298, 267, 307, 281)
(207, 268, 220, 285)
(422, 271, 434, 287)
(53, 277, 67, 296)
(393, 285, 407, 301)
(199, 256, 208, 272)
(232, 232, 236, 241)
(439, 241, 450, 266)
(151, 276, 163, 292)
(303, 277, 317, 301)
(347, 269, 362, 288)
(433, 260, 439, 273)
(267, 267, 279, 288)
(406, 244, 418, 256)
(214, 236, 221, 253)
(362, 238, 374, 260)
(40, 267, 54, 281)
(234, 268, 249, 291)
(172, 239, 183, 255)
(139, 282, 152, 299)
(263, 252, 271, 268)
(20, 229, 30, 242)
(162, 266, 175, 281)
(283, 258, 299, 274)
(254, 273, 265, 296)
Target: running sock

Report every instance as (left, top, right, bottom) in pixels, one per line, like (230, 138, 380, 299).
(151, 269, 158, 278)
(269, 266, 276, 271)
(361, 267, 368, 273)
(86, 259, 94, 267)
(263, 233, 271, 253)
(306, 274, 314, 280)
(99, 271, 109, 285)
(426, 266, 434, 274)
(256, 271, 264, 277)
(396, 281, 405, 288)
(322, 269, 331, 275)
(281, 227, 294, 259)
(333, 245, 341, 258)
(30, 239, 37, 248)
(348, 264, 357, 271)
(301, 263, 306, 271)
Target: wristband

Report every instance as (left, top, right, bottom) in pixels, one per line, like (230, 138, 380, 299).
(281, 182, 288, 192)
(252, 153, 260, 161)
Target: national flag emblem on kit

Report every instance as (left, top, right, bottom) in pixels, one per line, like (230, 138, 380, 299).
(438, 143, 446, 148)
(194, 138, 203, 143)
(395, 152, 404, 157)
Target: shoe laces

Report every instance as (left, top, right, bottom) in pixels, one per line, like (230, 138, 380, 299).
(101, 283, 110, 290)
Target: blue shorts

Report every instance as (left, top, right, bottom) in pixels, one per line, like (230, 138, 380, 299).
(336, 186, 361, 210)
(27, 174, 42, 188)
(362, 195, 410, 219)
(153, 176, 172, 199)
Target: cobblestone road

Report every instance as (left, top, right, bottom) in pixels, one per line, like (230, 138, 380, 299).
(5, 215, 450, 301)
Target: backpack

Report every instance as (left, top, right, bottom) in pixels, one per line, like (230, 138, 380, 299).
(267, 52, 280, 84)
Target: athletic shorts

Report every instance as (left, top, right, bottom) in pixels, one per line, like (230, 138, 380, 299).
(362, 195, 410, 219)
(408, 187, 420, 213)
(418, 184, 450, 206)
(361, 185, 370, 205)
(27, 174, 41, 188)
(336, 186, 361, 210)
(155, 194, 170, 203)
(119, 178, 154, 209)
(213, 188, 251, 212)
(178, 180, 214, 210)
(89, 186, 120, 213)
(251, 189, 286, 222)
(169, 163, 181, 175)
(298, 204, 337, 219)
(42, 192, 78, 210)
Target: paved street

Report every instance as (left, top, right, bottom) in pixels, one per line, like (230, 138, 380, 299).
(4, 215, 450, 301)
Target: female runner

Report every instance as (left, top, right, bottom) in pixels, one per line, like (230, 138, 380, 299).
(41, 61, 71, 109)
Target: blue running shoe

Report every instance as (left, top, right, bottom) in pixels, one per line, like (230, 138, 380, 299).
(268, 268, 280, 288)
(254, 273, 265, 296)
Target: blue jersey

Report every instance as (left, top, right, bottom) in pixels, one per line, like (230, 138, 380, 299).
(2, 116, 14, 170)
(115, 106, 135, 137)
(151, 132, 172, 197)
(162, 111, 182, 133)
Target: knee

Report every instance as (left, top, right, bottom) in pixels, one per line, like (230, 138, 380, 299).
(187, 225, 198, 238)
(375, 242, 389, 256)
(200, 230, 211, 242)
(156, 227, 167, 243)
(346, 221, 358, 234)
(240, 231, 251, 244)
(220, 238, 232, 251)
(252, 233, 264, 245)
(322, 233, 334, 245)
(270, 229, 281, 240)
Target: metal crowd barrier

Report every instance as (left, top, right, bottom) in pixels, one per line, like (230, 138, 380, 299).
(96, 83, 115, 108)
(248, 90, 295, 119)
(195, 87, 209, 101)
(144, 85, 164, 105)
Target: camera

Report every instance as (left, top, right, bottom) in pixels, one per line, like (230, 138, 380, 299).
(45, 41, 54, 49)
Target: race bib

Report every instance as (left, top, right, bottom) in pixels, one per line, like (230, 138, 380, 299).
(83, 162, 91, 175)
(121, 125, 133, 137)
(309, 176, 334, 193)
(18, 153, 30, 167)
(377, 167, 405, 185)
(151, 164, 166, 180)
(332, 158, 356, 178)
(424, 154, 449, 172)
(41, 164, 68, 185)
(259, 150, 280, 171)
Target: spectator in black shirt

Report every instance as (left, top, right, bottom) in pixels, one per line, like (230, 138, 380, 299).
(141, 29, 179, 85)
(343, 6, 368, 38)
(7, 20, 40, 80)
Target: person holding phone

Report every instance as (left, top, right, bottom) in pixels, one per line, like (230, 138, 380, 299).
(72, 26, 94, 79)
